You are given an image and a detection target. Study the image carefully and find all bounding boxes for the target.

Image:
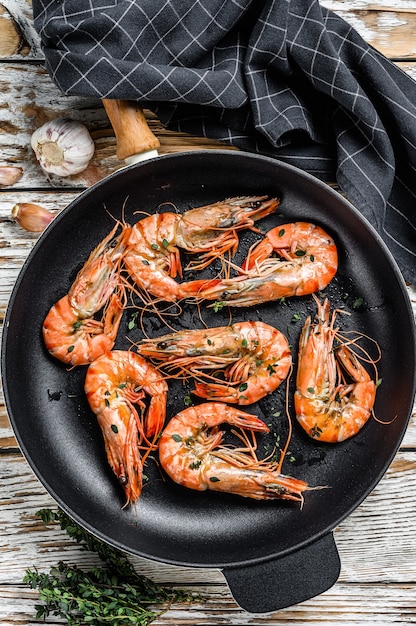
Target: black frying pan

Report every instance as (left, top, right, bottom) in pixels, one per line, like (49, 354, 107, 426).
(2, 151, 415, 613)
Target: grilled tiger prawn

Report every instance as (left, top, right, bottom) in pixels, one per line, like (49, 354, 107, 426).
(42, 222, 131, 366)
(138, 321, 291, 405)
(295, 297, 378, 442)
(85, 350, 168, 505)
(158, 402, 309, 502)
(197, 222, 338, 307)
(124, 196, 279, 302)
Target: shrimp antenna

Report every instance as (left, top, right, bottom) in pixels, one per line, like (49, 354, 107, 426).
(103, 198, 131, 228)
(277, 365, 294, 475)
(122, 275, 185, 335)
(157, 201, 179, 213)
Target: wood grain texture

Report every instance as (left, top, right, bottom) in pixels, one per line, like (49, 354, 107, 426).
(1, 1, 416, 624)
(320, 1, 416, 58)
(0, 452, 415, 624)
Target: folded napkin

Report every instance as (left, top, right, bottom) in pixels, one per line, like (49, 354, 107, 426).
(32, 0, 416, 283)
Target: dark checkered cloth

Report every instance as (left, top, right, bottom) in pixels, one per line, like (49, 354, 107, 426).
(32, 0, 416, 282)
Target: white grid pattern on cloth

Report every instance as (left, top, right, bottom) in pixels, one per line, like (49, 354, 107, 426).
(32, 0, 416, 282)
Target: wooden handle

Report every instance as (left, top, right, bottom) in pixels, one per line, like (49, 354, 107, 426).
(102, 99, 160, 161)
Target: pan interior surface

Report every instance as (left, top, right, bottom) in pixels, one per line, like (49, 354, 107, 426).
(3, 151, 415, 568)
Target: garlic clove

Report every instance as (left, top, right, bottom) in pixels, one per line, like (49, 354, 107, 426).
(11, 203, 55, 232)
(31, 118, 95, 177)
(0, 166, 23, 187)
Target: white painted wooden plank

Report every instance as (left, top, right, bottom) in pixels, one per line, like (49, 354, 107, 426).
(0, 61, 230, 190)
(0, 0, 42, 59)
(322, 1, 416, 12)
(1, 583, 416, 626)
(321, 1, 416, 57)
(0, 452, 415, 585)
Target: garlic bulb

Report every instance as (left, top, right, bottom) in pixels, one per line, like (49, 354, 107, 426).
(11, 203, 54, 232)
(31, 118, 95, 176)
(0, 166, 23, 187)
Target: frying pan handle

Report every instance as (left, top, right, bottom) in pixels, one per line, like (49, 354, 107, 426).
(102, 99, 160, 162)
(222, 532, 340, 613)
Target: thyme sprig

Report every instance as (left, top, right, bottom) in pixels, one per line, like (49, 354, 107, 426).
(24, 509, 197, 625)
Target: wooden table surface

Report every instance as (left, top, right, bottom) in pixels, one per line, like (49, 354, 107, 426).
(1, 1, 416, 624)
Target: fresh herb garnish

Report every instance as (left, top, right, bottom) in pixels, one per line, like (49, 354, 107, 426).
(128, 311, 139, 331)
(213, 301, 224, 313)
(24, 509, 197, 625)
(310, 424, 323, 438)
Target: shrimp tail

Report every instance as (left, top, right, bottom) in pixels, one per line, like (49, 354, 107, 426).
(336, 345, 371, 383)
(102, 290, 125, 341)
(144, 392, 168, 438)
(243, 238, 274, 270)
(193, 382, 241, 404)
(179, 278, 218, 298)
